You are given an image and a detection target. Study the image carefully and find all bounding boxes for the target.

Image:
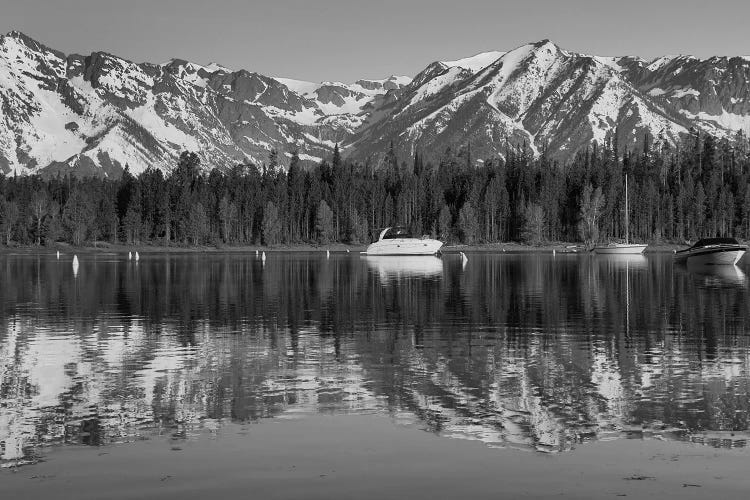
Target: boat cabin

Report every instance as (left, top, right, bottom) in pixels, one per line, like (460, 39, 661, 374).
(376, 227, 413, 241)
(690, 237, 740, 248)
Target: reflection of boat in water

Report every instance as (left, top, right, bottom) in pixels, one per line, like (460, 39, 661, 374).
(674, 238, 747, 266)
(683, 261, 748, 287)
(364, 255, 443, 280)
(364, 227, 443, 256)
(595, 254, 647, 269)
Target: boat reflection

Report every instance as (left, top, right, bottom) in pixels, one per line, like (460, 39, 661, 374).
(593, 254, 648, 270)
(364, 255, 444, 280)
(683, 262, 748, 288)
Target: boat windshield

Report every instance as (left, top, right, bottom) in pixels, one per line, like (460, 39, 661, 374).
(382, 227, 413, 239)
(693, 237, 740, 247)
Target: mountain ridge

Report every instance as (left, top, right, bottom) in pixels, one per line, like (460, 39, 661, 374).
(1, 31, 749, 177)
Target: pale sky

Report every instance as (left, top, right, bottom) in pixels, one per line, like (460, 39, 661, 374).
(1, 0, 748, 82)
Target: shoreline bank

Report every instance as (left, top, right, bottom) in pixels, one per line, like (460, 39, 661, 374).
(0, 241, 687, 255)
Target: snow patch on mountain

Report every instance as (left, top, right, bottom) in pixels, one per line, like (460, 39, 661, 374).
(587, 79, 625, 145)
(204, 62, 231, 73)
(684, 109, 750, 134)
(442, 51, 505, 72)
(26, 86, 88, 165)
(483, 42, 555, 116)
(407, 66, 469, 108)
(125, 95, 201, 151)
(273, 75, 410, 118)
(284, 151, 321, 163)
(264, 104, 322, 126)
(593, 56, 628, 73)
(672, 88, 700, 98)
(82, 124, 159, 174)
(274, 77, 320, 96)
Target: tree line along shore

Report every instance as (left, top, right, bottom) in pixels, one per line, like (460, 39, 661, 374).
(1, 132, 749, 250)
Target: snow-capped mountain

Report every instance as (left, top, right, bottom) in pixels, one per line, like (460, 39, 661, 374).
(1, 31, 750, 177)
(346, 40, 750, 166)
(0, 31, 409, 176)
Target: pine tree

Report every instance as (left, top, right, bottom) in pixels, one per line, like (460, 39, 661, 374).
(458, 202, 479, 244)
(218, 196, 237, 243)
(438, 204, 452, 241)
(0, 199, 19, 245)
(63, 189, 93, 246)
(577, 184, 606, 246)
(521, 202, 546, 245)
(315, 200, 335, 244)
(187, 202, 209, 245)
(262, 201, 282, 245)
(29, 190, 50, 245)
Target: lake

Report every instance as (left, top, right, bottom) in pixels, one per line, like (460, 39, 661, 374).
(1, 251, 750, 473)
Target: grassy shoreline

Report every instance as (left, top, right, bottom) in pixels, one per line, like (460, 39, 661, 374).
(0, 240, 689, 255)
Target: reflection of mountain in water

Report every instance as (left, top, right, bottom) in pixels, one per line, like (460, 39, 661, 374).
(2, 253, 750, 463)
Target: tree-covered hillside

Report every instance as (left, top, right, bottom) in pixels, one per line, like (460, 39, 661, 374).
(2, 132, 750, 248)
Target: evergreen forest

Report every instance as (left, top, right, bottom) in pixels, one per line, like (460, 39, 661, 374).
(1, 132, 749, 248)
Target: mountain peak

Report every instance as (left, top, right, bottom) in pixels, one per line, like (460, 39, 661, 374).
(529, 39, 566, 55)
(4, 30, 32, 40)
(2, 30, 64, 58)
(442, 51, 506, 72)
(204, 61, 231, 73)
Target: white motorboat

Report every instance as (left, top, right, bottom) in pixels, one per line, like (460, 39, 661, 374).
(591, 243, 647, 254)
(592, 174, 647, 255)
(363, 227, 443, 256)
(674, 237, 747, 265)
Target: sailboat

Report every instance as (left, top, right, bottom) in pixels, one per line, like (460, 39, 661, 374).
(592, 174, 648, 254)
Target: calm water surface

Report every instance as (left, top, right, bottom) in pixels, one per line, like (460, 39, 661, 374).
(2, 251, 750, 465)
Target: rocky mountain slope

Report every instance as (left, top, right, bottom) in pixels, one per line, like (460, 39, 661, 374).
(1, 31, 749, 177)
(347, 41, 750, 166)
(0, 31, 409, 176)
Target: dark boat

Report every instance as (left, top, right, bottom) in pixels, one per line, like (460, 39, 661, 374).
(673, 237, 747, 265)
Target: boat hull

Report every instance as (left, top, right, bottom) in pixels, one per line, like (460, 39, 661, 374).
(676, 248, 746, 266)
(592, 244, 647, 255)
(364, 238, 443, 256)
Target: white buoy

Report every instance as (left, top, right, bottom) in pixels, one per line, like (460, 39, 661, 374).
(326, 250, 330, 259)
(553, 249, 556, 256)
(72, 255, 79, 276)
(135, 251, 140, 261)
(56, 251, 60, 259)
(262, 251, 266, 262)
(460, 251, 468, 268)
(255, 250, 259, 256)
(346, 249, 350, 253)
(128, 251, 132, 260)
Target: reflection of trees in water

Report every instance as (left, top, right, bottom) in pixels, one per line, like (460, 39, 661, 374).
(2, 254, 750, 462)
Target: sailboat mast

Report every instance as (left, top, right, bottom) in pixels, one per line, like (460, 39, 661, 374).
(625, 174, 629, 245)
